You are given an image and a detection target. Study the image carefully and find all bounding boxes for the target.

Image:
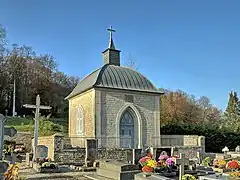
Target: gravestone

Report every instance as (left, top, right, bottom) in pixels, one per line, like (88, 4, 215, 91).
(235, 145, 240, 152)
(85, 160, 141, 180)
(0, 161, 9, 174)
(199, 174, 229, 180)
(35, 145, 48, 160)
(174, 153, 189, 180)
(133, 149, 142, 164)
(85, 139, 98, 166)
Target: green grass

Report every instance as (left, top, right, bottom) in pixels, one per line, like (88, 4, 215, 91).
(5, 117, 68, 136)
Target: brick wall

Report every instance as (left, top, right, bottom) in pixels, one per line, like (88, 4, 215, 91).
(69, 89, 95, 147)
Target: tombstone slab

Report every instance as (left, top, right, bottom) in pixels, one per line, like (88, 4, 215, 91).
(86, 160, 141, 180)
(0, 161, 9, 174)
(35, 145, 48, 160)
(199, 174, 229, 180)
(85, 139, 98, 166)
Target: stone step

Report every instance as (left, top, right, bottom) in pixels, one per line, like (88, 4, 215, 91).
(84, 174, 114, 180)
(97, 168, 140, 180)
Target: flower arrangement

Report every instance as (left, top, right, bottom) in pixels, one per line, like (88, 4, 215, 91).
(139, 156, 152, 167)
(159, 155, 169, 160)
(201, 157, 211, 167)
(181, 174, 196, 180)
(218, 159, 227, 169)
(165, 158, 175, 167)
(142, 165, 154, 173)
(229, 171, 240, 178)
(226, 160, 239, 170)
(139, 153, 156, 174)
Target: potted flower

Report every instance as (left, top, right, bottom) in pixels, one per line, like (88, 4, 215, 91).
(182, 174, 196, 180)
(201, 157, 211, 167)
(165, 158, 175, 172)
(218, 159, 227, 169)
(139, 154, 156, 175)
(226, 160, 239, 171)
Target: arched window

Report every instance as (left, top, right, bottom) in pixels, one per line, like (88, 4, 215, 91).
(76, 105, 84, 135)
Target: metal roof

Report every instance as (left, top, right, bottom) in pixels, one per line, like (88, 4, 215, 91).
(65, 64, 163, 99)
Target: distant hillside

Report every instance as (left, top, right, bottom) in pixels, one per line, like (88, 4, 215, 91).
(5, 117, 68, 136)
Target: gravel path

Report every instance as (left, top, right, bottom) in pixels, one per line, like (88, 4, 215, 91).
(18, 163, 93, 180)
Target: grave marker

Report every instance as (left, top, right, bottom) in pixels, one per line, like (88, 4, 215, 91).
(85, 139, 98, 166)
(174, 153, 189, 180)
(133, 149, 142, 164)
(23, 95, 51, 161)
(35, 145, 48, 160)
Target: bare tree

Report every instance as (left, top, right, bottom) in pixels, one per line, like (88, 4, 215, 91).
(123, 53, 139, 70)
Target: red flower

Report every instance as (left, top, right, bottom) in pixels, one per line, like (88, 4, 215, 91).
(142, 166, 154, 173)
(226, 160, 239, 169)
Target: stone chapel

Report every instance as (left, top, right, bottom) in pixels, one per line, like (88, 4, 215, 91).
(65, 26, 163, 149)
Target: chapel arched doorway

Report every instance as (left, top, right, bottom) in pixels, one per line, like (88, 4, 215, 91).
(119, 108, 137, 148)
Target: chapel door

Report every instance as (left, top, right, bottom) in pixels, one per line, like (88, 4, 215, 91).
(120, 109, 135, 148)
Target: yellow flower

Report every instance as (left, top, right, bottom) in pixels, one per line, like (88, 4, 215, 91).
(147, 159, 156, 168)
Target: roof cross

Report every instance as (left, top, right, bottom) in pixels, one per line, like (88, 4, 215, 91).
(107, 25, 115, 39)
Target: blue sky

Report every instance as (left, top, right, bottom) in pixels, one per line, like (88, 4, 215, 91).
(1, 0, 240, 110)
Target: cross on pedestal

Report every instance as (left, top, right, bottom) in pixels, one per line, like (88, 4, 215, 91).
(23, 95, 51, 161)
(174, 153, 189, 180)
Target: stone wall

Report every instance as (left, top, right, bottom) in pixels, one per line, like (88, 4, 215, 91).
(69, 89, 95, 147)
(54, 148, 85, 163)
(95, 88, 160, 148)
(54, 148, 134, 163)
(160, 135, 205, 147)
(4, 132, 33, 152)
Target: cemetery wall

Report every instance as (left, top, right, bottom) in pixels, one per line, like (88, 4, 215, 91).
(96, 88, 160, 148)
(53, 148, 134, 163)
(161, 135, 205, 147)
(69, 89, 95, 147)
(54, 148, 85, 163)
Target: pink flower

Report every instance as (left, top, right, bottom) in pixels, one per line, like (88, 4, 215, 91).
(159, 155, 169, 160)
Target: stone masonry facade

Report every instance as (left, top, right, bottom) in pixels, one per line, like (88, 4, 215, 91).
(95, 88, 161, 148)
(69, 89, 95, 147)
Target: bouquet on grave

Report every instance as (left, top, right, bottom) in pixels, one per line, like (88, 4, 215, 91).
(217, 159, 227, 169)
(201, 157, 211, 167)
(181, 174, 196, 180)
(226, 160, 240, 170)
(138, 153, 156, 173)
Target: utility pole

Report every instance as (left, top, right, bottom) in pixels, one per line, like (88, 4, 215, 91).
(12, 78, 16, 117)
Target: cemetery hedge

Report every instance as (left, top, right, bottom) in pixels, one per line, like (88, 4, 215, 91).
(161, 123, 240, 153)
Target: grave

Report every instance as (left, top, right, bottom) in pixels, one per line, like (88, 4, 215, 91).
(35, 145, 48, 160)
(85, 139, 98, 167)
(199, 174, 229, 180)
(0, 114, 17, 179)
(85, 159, 141, 180)
(133, 149, 142, 165)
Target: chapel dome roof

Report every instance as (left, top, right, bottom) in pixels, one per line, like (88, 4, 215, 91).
(65, 64, 163, 99)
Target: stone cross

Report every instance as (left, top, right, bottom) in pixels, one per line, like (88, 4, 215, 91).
(174, 153, 189, 180)
(23, 95, 51, 161)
